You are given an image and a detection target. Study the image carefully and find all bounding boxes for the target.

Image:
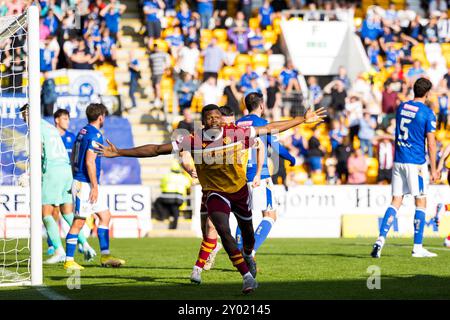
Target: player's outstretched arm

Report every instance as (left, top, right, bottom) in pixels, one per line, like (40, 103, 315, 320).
(437, 144, 450, 174)
(96, 139, 174, 158)
(254, 107, 327, 136)
(427, 132, 438, 182)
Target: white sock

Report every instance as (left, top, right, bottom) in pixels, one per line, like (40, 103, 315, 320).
(65, 256, 74, 262)
(101, 250, 110, 255)
(413, 244, 423, 252)
(376, 236, 385, 247)
(193, 265, 202, 273)
(243, 272, 252, 279)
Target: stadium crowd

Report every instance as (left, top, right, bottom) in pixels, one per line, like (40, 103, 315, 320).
(134, 0, 449, 186)
(1, 0, 449, 186)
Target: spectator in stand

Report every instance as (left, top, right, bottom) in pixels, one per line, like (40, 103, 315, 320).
(41, 72, 57, 116)
(224, 42, 238, 66)
(196, 76, 223, 105)
(259, 0, 274, 30)
(385, 71, 407, 96)
(398, 36, 418, 65)
(374, 131, 394, 184)
(334, 135, 352, 183)
(176, 1, 195, 36)
(358, 111, 377, 157)
(6, 0, 25, 15)
(379, 26, 395, 51)
(308, 76, 323, 108)
(345, 94, 363, 144)
(165, 26, 184, 59)
(99, 28, 117, 64)
(405, 15, 423, 42)
(367, 41, 381, 69)
(0, 1, 7, 17)
(384, 2, 398, 23)
(40, 38, 57, 73)
(437, 91, 449, 130)
(437, 11, 449, 43)
(177, 107, 195, 133)
(381, 82, 399, 117)
(128, 54, 140, 110)
(240, 65, 259, 93)
(324, 79, 347, 119)
(185, 26, 200, 46)
(149, 43, 170, 108)
(227, 18, 250, 53)
(100, 0, 127, 41)
(422, 15, 439, 43)
(333, 66, 351, 90)
(222, 75, 242, 117)
(407, 61, 427, 82)
(445, 67, 450, 90)
(175, 72, 198, 113)
(197, 0, 214, 29)
(40, 18, 51, 41)
(266, 76, 282, 120)
(347, 148, 368, 185)
(384, 42, 400, 68)
(70, 39, 96, 70)
(360, 14, 383, 45)
(202, 37, 225, 80)
(177, 41, 200, 76)
(307, 127, 325, 174)
(279, 61, 301, 93)
(249, 28, 265, 53)
(288, 126, 308, 163)
(325, 157, 340, 185)
(7, 55, 25, 94)
(143, 0, 165, 47)
(240, 0, 252, 22)
(427, 61, 446, 89)
(329, 119, 345, 153)
(43, 8, 61, 36)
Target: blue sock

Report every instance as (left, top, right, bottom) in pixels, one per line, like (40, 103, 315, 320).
(235, 226, 243, 251)
(379, 206, 397, 239)
(65, 233, 78, 261)
(414, 208, 426, 245)
(97, 226, 110, 255)
(46, 233, 53, 248)
(254, 217, 275, 252)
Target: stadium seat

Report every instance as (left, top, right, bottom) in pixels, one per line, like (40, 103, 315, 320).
(249, 17, 260, 30)
(262, 29, 277, 45)
(219, 66, 237, 80)
(162, 28, 174, 39)
(252, 53, 269, 70)
(235, 54, 252, 66)
(190, 95, 203, 113)
(311, 172, 326, 185)
(366, 157, 379, 184)
(213, 29, 228, 42)
(216, 41, 228, 51)
(273, 18, 282, 35)
(200, 29, 213, 41)
(154, 39, 169, 52)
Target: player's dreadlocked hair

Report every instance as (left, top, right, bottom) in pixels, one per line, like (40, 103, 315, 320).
(201, 104, 220, 124)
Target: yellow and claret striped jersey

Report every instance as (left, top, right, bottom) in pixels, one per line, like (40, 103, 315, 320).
(173, 124, 256, 193)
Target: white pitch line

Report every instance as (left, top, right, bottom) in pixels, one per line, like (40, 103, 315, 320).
(35, 285, 70, 300)
(426, 247, 450, 252)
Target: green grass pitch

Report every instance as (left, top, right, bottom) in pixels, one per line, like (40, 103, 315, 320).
(1, 238, 450, 300)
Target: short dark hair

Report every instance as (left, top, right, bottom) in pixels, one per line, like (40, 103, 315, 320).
(19, 103, 29, 113)
(53, 109, 70, 120)
(413, 78, 432, 98)
(219, 105, 234, 117)
(86, 103, 108, 123)
(201, 104, 220, 124)
(244, 92, 263, 113)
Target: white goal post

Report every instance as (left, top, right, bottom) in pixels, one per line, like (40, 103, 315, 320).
(0, 5, 42, 287)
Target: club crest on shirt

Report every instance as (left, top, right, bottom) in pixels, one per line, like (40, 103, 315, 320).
(223, 137, 231, 145)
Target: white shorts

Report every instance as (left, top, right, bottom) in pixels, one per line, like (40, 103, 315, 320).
(248, 178, 277, 212)
(392, 162, 429, 198)
(72, 179, 108, 218)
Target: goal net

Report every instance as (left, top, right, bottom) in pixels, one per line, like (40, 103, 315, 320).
(0, 7, 42, 287)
